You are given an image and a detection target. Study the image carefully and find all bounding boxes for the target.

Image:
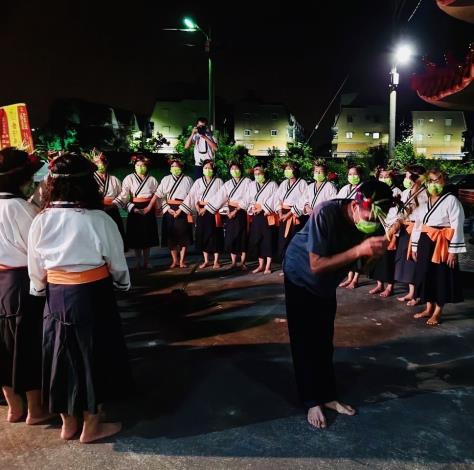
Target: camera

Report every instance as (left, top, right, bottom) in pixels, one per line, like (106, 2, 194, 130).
(197, 125, 207, 136)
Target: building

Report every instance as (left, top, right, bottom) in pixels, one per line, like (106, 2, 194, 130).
(233, 101, 304, 156)
(331, 104, 389, 158)
(149, 99, 209, 154)
(411, 110, 466, 160)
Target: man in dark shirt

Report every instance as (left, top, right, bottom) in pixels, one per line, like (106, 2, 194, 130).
(283, 180, 393, 429)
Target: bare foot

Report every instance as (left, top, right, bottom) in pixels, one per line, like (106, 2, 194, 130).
(397, 295, 412, 302)
(7, 410, 25, 423)
(279, 272, 284, 277)
(252, 266, 264, 274)
(414, 309, 431, 319)
(379, 287, 393, 298)
(199, 262, 210, 269)
(212, 263, 221, 269)
(324, 401, 356, 416)
(339, 278, 351, 288)
(407, 298, 420, 307)
(26, 412, 56, 425)
(426, 314, 441, 326)
(169, 263, 178, 269)
(307, 406, 327, 429)
(240, 264, 248, 271)
(346, 282, 358, 289)
(369, 286, 383, 295)
(264, 269, 272, 275)
(227, 263, 237, 271)
(80, 422, 122, 444)
(61, 417, 79, 440)
(180, 263, 188, 268)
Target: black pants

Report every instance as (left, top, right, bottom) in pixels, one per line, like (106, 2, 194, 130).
(284, 278, 338, 409)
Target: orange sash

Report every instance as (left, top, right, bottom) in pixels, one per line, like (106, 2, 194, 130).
(252, 203, 279, 226)
(199, 202, 223, 227)
(132, 197, 152, 203)
(103, 197, 114, 206)
(47, 264, 109, 285)
(0, 265, 25, 270)
(420, 225, 454, 264)
(280, 208, 300, 238)
(168, 199, 193, 223)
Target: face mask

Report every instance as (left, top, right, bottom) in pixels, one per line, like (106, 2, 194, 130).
(230, 169, 241, 178)
(96, 163, 106, 174)
(171, 167, 182, 177)
(135, 165, 147, 175)
(203, 168, 213, 178)
(403, 178, 413, 190)
(427, 182, 444, 196)
(20, 180, 35, 198)
(314, 173, 326, 183)
(255, 174, 265, 184)
(348, 175, 360, 185)
(284, 169, 294, 179)
(379, 177, 392, 187)
(354, 207, 380, 234)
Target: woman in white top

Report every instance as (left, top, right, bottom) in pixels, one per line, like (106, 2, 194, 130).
(28, 153, 131, 443)
(410, 168, 466, 325)
(115, 155, 159, 269)
(338, 165, 364, 289)
(300, 161, 337, 216)
(0, 148, 50, 425)
(177, 159, 224, 269)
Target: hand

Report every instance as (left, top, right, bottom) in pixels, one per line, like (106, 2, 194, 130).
(253, 207, 262, 215)
(199, 208, 206, 216)
(304, 204, 312, 216)
(281, 212, 291, 222)
(447, 253, 457, 269)
(228, 210, 236, 219)
(411, 252, 417, 262)
(173, 209, 181, 219)
(356, 236, 387, 258)
(134, 208, 145, 215)
(142, 206, 151, 215)
(168, 209, 175, 216)
(192, 127, 198, 135)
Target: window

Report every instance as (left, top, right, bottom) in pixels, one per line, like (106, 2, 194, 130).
(244, 143, 254, 150)
(254, 129, 260, 134)
(372, 132, 380, 139)
(444, 134, 452, 142)
(244, 129, 251, 136)
(271, 129, 278, 136)
(346, 132, 353, 139)
(417, 118, 424, 126)
(416, 147, 427, 155)
(428, 118, 435, 123)
(288, 128, 295, 139)
(347, 115, 353, 123)
(271, 113, 278, 120)
(364, 132, 370, 137)
(445, 118, 453, 127)
(416, 134, 423, 142)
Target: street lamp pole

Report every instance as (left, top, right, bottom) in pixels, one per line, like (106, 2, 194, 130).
(389, 65, 399, 159)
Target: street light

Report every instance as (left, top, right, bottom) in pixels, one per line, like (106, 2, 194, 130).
(165, 18, 214, 130)
(389, 44, 414, 159)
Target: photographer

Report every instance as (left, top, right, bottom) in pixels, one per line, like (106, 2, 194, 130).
(185, 117, 218, 179)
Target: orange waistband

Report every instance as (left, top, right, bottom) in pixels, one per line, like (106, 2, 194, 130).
(420, 225, 455, 264)
(132, 197, 152, 203)
(229, 201, 241, 208)
(47, 265, 109, 285)
(282, 204, 292, 210)
(0, 264, 26, 271)
(103, 197, 114, 205)
(167, 199, 184, 205)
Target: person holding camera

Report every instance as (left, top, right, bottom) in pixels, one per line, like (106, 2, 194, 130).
(185, 117, 218, 179)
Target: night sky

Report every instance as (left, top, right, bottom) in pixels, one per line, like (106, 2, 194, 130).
(1, 0, 472, 147)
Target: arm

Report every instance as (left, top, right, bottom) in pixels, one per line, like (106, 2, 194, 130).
(184, 128, 197, 149)
(202, 134, 218, 152)
(27, 218, 47, 296)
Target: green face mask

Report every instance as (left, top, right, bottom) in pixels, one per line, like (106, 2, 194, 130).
(348, 175, 360, 185)
(355, 207, 380, 234)
(203, 168, 213, 177)
(427, 182, 444, 196)
(255, 174, 265, 184)
(403, 178, 413, 190)
(230, 169, 241, 178)
(314, 173, 326, 183)
(171, 167, 182, 177)
(135, 165, 147, 175)
(96, 163, 106, 174)
(379, 177, 392, 187)
(284, 169, 294, 179)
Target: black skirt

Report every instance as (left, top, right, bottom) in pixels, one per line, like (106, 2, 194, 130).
(195, 209, 224, 253)
(42, 276, 132, 415)
(414, 233, 463, 306)
(223, 209, 248, 255)
(370, 250, 396, 283)
(105, 206, 127, 251)
(248, 213, 277, 259)
(126, 201, 159, 249)
(0, 268, 44, 392)
(278, 209, 305, 259)
(161, 204, 193, 249)
(394, 226, 416, 284)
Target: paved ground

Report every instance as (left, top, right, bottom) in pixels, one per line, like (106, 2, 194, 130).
(1, 246, 473, 470)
